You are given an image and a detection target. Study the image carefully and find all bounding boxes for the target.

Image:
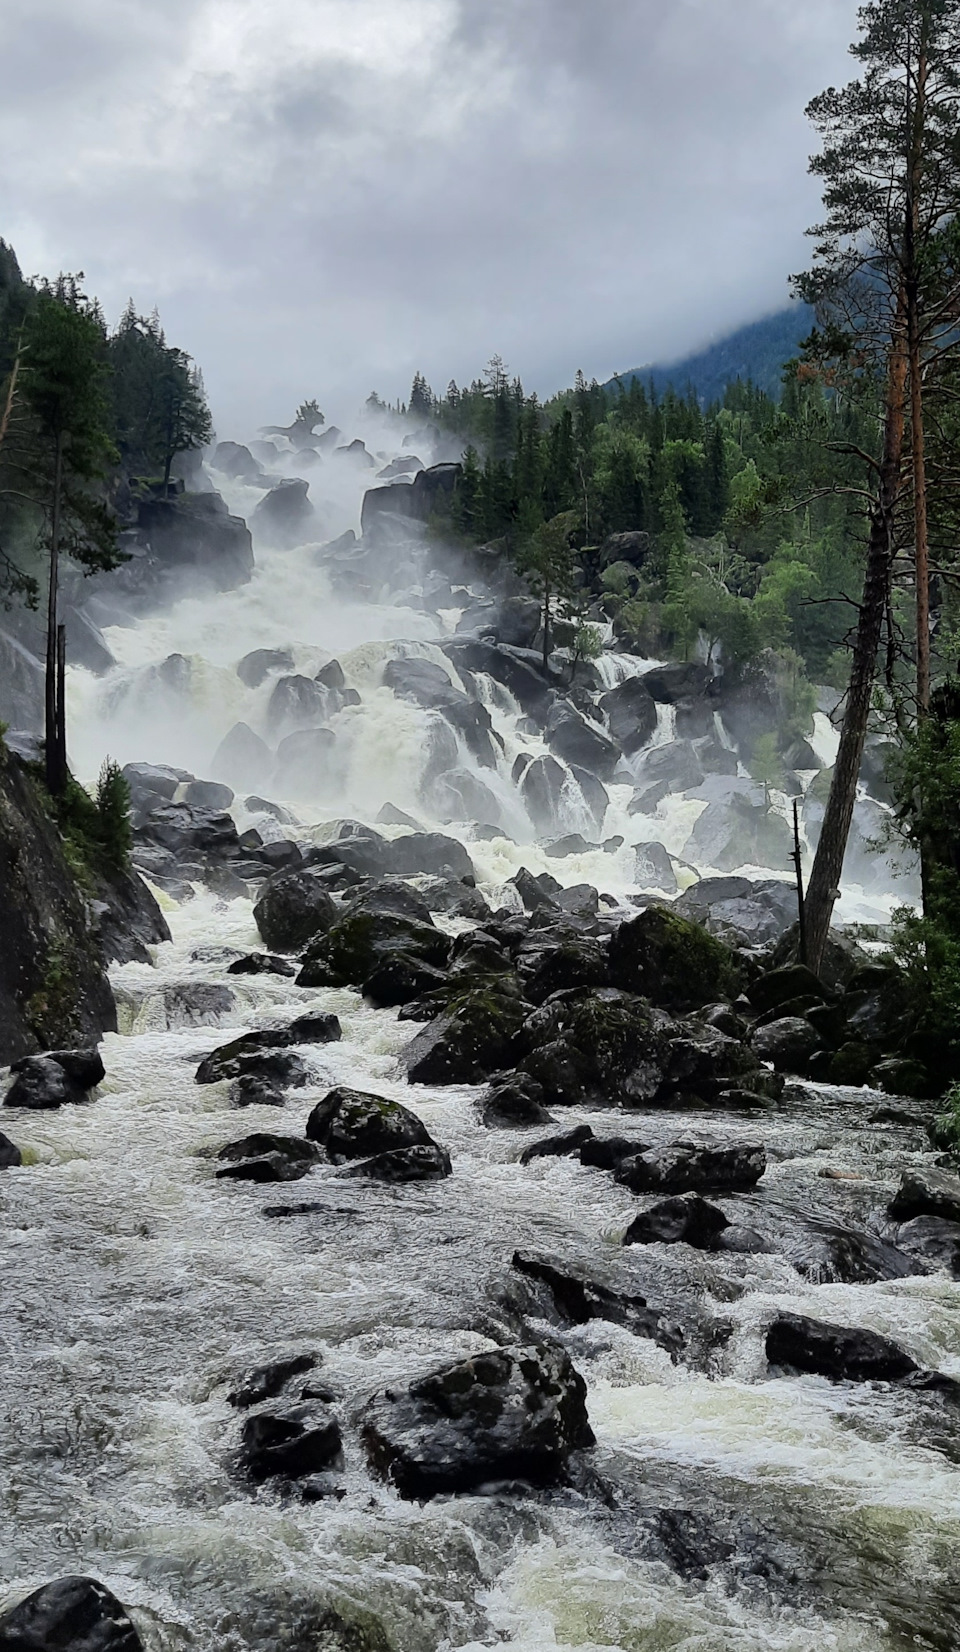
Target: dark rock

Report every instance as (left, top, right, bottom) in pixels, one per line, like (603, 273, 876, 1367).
(230, 1075, 289, 1109)
(511, 1252, 683, 1355)
(383, 656, 498, 768)
(63, 606, 116, 675)
(297, 897, 450, 990)
(634, 842, 678, 894)
(90, 862, 172, 966)
(387, 832, 475, 882)
(183, 778, 235, 811)
(789, 1223, 921, 1285)
(196, 1024, 338, 1085)
(0, 754, 117, 1065)
(544, 834, 595, 858)
(210, 722, 274, 791)
(402, 989, 528, 1085)
(252, 478, 316, 546)
(228, 1352, 318, 1409)
(361, 463, 461, 534)
(267, 674, 330, 736)
(545, 702, 621, 781)
(751, 1017, 822, 1073)
(306, 1086, 435, 1161)
(747, 965, 830, 1015)
(517, 754, 568, 835)
(362, 954, 449, 1007)
(616, 1140, 766, 1195)
(765, 1312, 919, 1382)
(4, 1048, 104, 1109)
(569, 764, 610, 835)
(579, 1135, 647, 1169)
(218, 1133, 321, 1168)
(683, 788, 793, 874)
(245, 796, 299, 826)
(341, 1144, 452, 1182)
(896, 1216, 960, 1277)
(675, 876, 798, 947)
(443, 637, 556, 720)
(481, 1072, 553, 1127)
(890, 1167, 960, 1224)
(516, 928, 609, 1004)
(608, 906, 738, 1009)
(510, 866, 561, 914)
(0, 629, 44, 733)
(623, 1194, 730, 1250)
(217, 1151, 313, 1182)
(253, 868, 338, 952)
(121, 491, 254, 605)
(522, 988, 669, 1107)
(431, 766, 504, 830)
(598, 676, 659, 755)
(869, 1057, 934, 1099)
(361, 1343, 593, 1498)
(240, 1401, 342, 1481)
(138, 801, 241, 862)
(0, 1131, 22, 1167)
(162, 983, 236, 1028)
(227, 953, 298, 979)
(519, 1125, 594, 1164)
(0, 1575, 143, 1651)
(641, 663, 711, 703)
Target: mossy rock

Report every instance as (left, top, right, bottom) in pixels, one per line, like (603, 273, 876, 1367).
(402, 988, 528, 1085)
(521, 987, 669, 1106)
(306, 1086, 435, 1160)
(298, 910, 450, 989)
(608, 906, 739, 1009)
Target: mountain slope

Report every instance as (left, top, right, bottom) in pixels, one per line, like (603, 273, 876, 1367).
(607, 304, 813, 405)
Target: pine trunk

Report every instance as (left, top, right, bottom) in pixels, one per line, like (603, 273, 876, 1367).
(44, 430, 65, 797)
(804, 312, 908, 972)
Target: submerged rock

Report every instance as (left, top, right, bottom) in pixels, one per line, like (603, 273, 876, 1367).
(512, 1252, 684, 1355)
(0, 1576, 144, 1651)
(228, 1352, 318, 1409)
(361, 1344, 593, 1498)
(623, 1194, 730, 1250)
(340, 1144, 452, 1183)
(481, 1072, 554, 1127)
(519, 1125, 594, 1165)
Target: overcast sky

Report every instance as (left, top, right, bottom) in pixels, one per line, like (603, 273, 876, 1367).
(0, 0, 855, 433)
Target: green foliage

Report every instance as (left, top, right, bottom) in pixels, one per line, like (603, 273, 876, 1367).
(750, 732, 785, 807)
(53, 759, 132, 883)
(110, 305, 212, 489)
(95, 758, 132, 868)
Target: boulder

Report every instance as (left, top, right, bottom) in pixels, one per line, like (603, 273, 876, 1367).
(674, 876, 798, 946)
(765, 1312, 919, 1382)
(889, 1167, 960, 1225)
(273, 727, 338, 798)
(481, 1072, 553, 1127)
(634, 841, 678, 893)
(516, 928, 609, 1004)
(519, 1125, 594, 1164)
(616, 1140, 766, 1196)
(253, 868, 338, 952)
(623, 1194, 730, 1250)
(361, 1344, 593, 1499)
(629, 741, 705, 813)
(869, 1057, 934, 1099)
(227, 952, 298, 978)
(518, 754, 568, 835)
(579, 1134, 648, 1169)
(228, 1352, 317, 1409)
(521, 988, 670, 1107)
(137, 801, 241, 862)
(252, 478, 316, 546)
(511, 1252, 683, 1354)
(895, 1216, 960, 1277)
(124, 490, 254, 603)
(236, 648, 295, 688)
(544, 702, 621, 781)
(383, 656, 498, 768)
(305, 1086, 435, 1161)
(340, 1144, 452, 1182)
(430, 767, 504, 831)
(182, 778, 234, 811)
(387, 832, 475, 882)
(641, 663, 711, 703)
(661, 1021, 765, 1100)
(267, 674, 330, 737)
(608, 906, 738, 1009)
(218, 1134, 321, 1172)
(0, 1576, 143, 1651)
(361, 464, 462, 534)
(5, 1048, 104, 1109)
(0, 1130, 22, 1167)
(0, 628, 44, 732)
(751, 1017, 822, 1073)
(747, 964, 830, 1015)
(196, 1020, 340, 1084)
(443, 638, 555, 719)
(239, 1401, 342, 1481)
(296, 899, 450, 990)
(683, 790, 793, 873)
(211, 722, 274, 791)
(213, 440, 262, 479)
(599, 676, 659, 755)
(402, 989, 527, 1085)
(216, 1150, 314, 1183)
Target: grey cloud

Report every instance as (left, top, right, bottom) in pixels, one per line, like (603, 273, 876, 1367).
(0, 0, 855, 431)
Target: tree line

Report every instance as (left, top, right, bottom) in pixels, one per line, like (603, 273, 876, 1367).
(0, 245, 211, 795)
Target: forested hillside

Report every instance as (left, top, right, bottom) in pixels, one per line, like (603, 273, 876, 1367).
(606, 304, 814, 406)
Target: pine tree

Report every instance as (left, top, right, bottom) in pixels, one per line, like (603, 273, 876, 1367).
(515, 510, 580, 669)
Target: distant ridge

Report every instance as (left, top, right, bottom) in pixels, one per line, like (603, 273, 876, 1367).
(606, 303, 813, 406)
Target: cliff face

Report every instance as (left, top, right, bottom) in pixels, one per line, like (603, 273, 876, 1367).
(0, 748, 118, 1062)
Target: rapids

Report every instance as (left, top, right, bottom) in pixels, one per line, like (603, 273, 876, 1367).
(1, 415, 954, 1651)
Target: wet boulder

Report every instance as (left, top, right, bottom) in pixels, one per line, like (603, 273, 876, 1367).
(213, 440, 263, 480)
(579, 1134, 648, 1169)
(674, 876, 798, 946)
(239, 1400, 342, 1481)
(544, 701, 621, 781)
(387, 832, 475, 883)
(683, 789, 793, 875)
(183, 778, 234, 811)
(521, 988, 670, 1107)
(661, 1021, 765, 1101)
(306, 1086, 435, 1161)
(751, 1016, 822, 1074)
(236, 647, 295, 688)
(228, 1352, 318, 1408)
(296, 898, 450, 990)
(616, 1139, 766, 1196)
(362, 953, 449, 1007)
(519, 1125, 594, 1164)
(196, 1020, 340, 1085)
(747, 965, 831, 1016)
(623, 1194, 730, 1250)
(216, 1134, 321, 1183)
(0, 1575, 144, 1651)
(629, 740, 704, 812)
(0, 1130, 21, 1167)
(511, 1252, 684, 1355)
(518, 753, 568, 835)
(252, 478, 316, 547)
(641, 662, 711, 703)
(598, 676, 659, 755)
(272, 726, 339, 799)
(266, 674, 330, 736)
(608, 906, 739, 1009)
(402, 988, 528, 1085)
(889, 1167, 960, 1225)
(253, 868, 338, 952)
(765, 1312, 920, 1383)
(4, 1048, 104, 1109)
(361, 1344, 593, 1499)
(340, 1144, 452, 1183)
(137, 801, 241, 862)
(787, 1223, 921, 1285)
(481, 1072, 553, 1127)
(210, 721, 274, 791)
(895, 1216, 960, 1277)
(442, 637, 556, 720)
(227, 952, 298, 978)
(634, 842, 678, 894)
(869, 1057, 935, 1099)
(515, 928, 610, 1004)
(383, 656, 498, 768)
